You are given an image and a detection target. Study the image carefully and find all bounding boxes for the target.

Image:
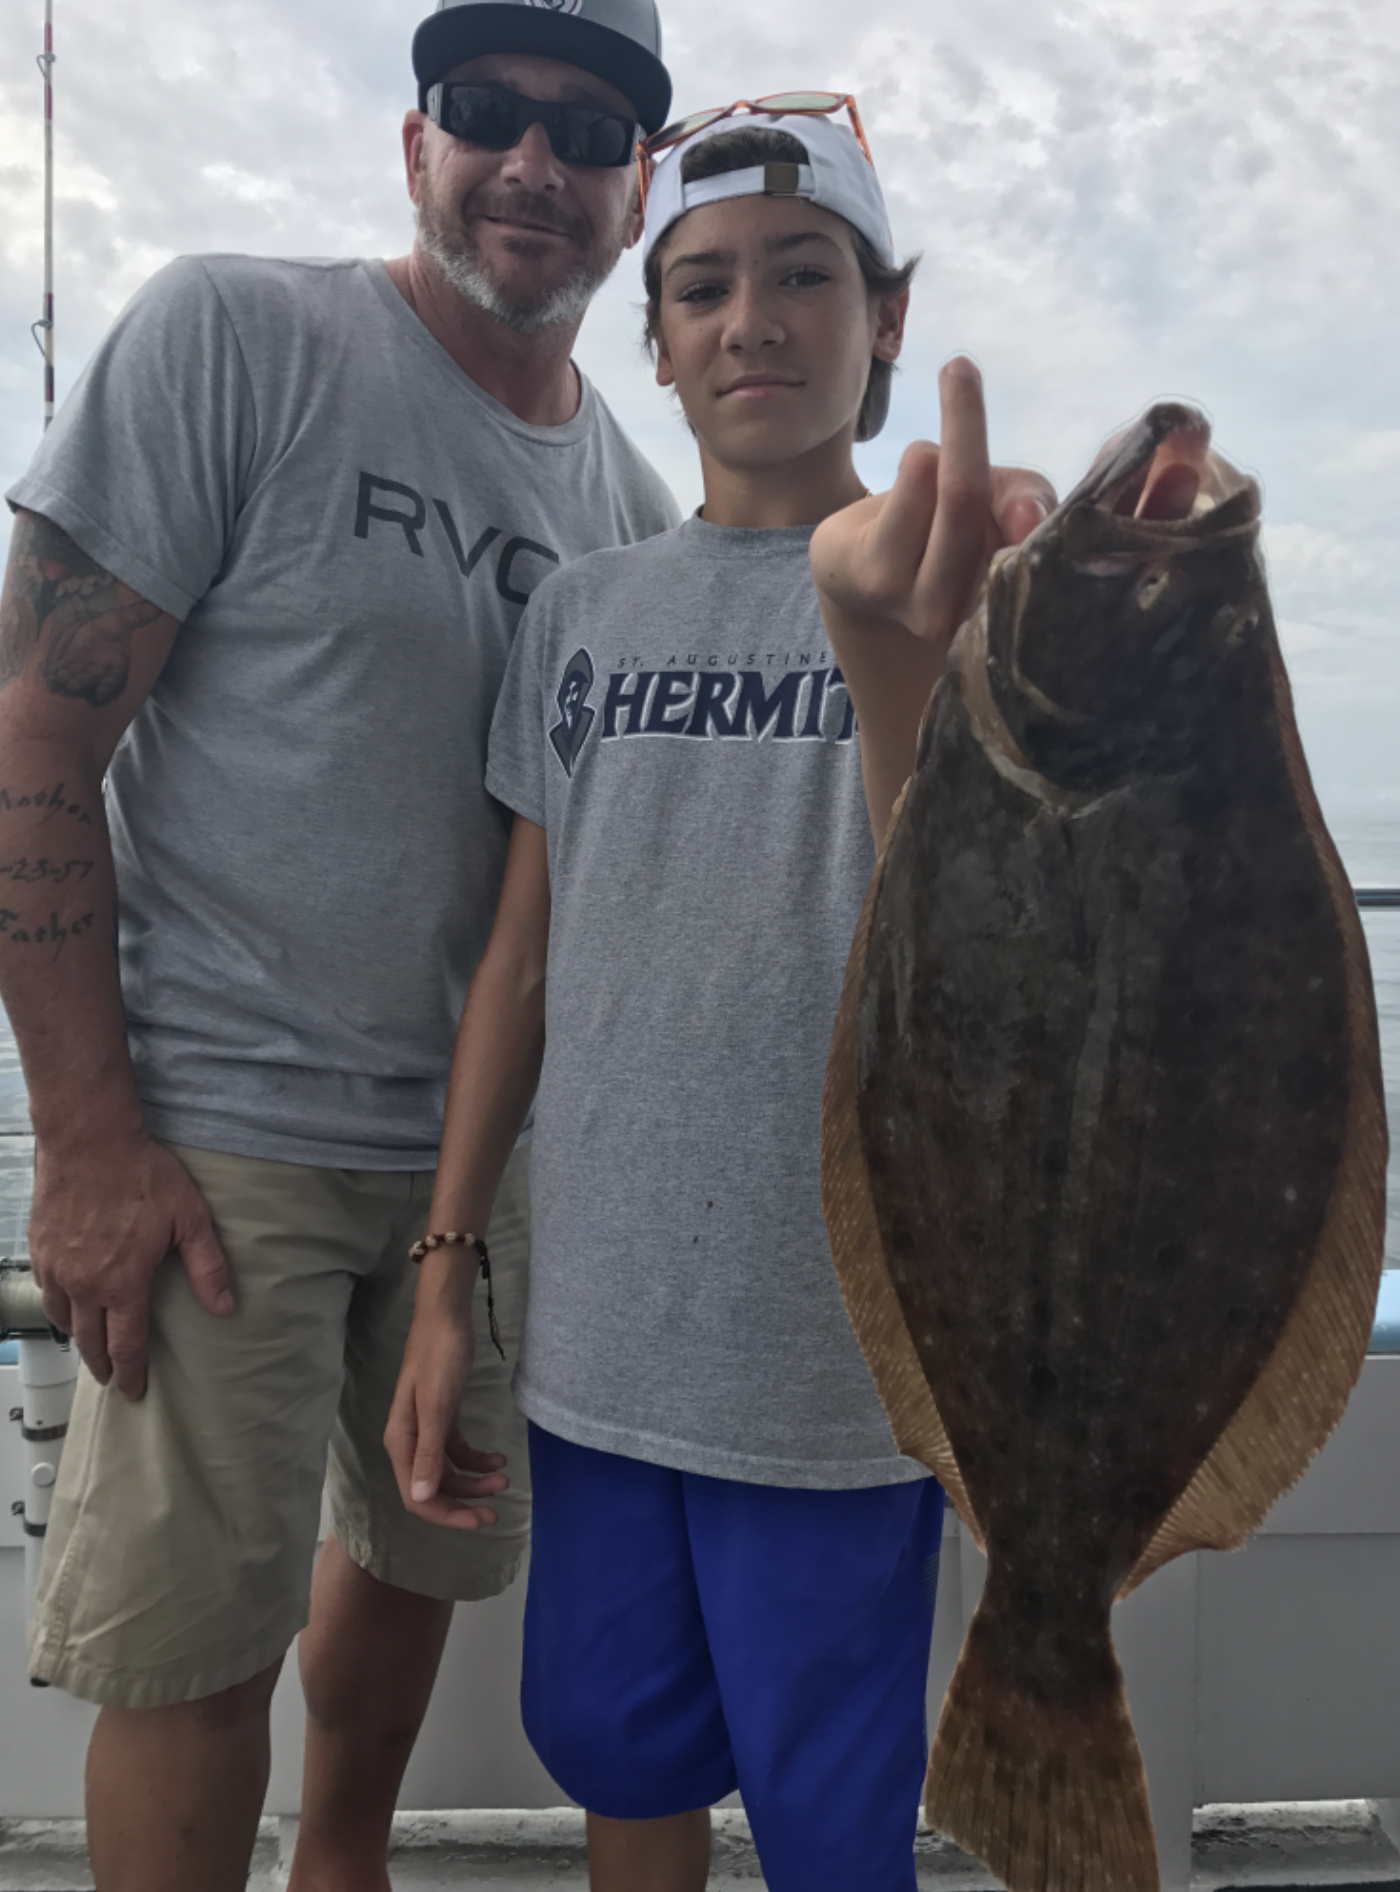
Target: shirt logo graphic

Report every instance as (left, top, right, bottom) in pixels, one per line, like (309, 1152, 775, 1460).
(550, 648, 597, 776)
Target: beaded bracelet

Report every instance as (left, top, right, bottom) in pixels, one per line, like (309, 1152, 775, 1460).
(408, 1231, 505, 1360)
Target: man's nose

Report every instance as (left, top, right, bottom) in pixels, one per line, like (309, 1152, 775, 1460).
(498, 119, 566, 193)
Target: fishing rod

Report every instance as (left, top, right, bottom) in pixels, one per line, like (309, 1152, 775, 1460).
(32, 0, 55, 430)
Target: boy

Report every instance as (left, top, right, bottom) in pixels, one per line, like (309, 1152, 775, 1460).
(386, 100, 1053, 1890)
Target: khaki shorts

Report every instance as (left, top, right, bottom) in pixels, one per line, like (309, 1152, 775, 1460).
(29, 1141, 530, 1709)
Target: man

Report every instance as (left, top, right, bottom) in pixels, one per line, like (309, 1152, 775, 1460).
(0, 3, 677, 1887)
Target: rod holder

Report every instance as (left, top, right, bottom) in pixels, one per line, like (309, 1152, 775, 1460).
(14, 1332, 78, 1630)
(0, 1263, 49, 1339)
(2, 1264, 78, 1648)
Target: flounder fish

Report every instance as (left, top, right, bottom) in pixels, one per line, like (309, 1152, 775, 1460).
(821, 404, 1387, 1892)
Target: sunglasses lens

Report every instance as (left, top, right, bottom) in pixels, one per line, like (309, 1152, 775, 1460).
(554, 110, 637, 167)
(438, 85, 636, 167)
(754, 92, 843, 112)
(647, 108, 725, 151)
(440, 85, 525, 150)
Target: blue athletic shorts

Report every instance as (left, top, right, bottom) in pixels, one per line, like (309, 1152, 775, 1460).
(521, 1423, 945, 1892)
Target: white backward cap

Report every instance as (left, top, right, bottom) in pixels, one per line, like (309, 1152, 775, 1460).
(642, 112, 895, 268)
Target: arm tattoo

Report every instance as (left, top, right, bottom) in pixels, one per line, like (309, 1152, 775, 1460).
(0, 512, 164, 707)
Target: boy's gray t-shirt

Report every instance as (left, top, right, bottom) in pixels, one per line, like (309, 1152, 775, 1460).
(5, 254, 679, 1166)
(487, 517, 922, 1488)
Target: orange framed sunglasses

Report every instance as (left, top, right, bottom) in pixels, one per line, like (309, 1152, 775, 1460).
(636, 91, 873, 211)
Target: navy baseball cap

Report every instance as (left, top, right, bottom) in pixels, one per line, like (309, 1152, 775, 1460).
(413, 0, 672, 133)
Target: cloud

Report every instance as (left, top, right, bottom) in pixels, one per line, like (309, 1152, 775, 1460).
(0, 0, 1396, 843)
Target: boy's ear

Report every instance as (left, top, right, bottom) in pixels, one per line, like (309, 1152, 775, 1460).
(654, 323, 676, 389)
(873, 285, 910, 366)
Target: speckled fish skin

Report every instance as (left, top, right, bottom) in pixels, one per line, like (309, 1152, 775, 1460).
(822, 404, 1387, 1892)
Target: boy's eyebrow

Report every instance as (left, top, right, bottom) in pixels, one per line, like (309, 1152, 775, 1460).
(663, 229, 841, 282)
(664, 247, 732, 280)
(764, 230, 841, 256)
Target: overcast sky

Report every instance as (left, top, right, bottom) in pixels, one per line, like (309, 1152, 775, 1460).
(0, 0, 1396, 869)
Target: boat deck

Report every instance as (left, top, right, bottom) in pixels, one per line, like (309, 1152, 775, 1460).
(3, 1802, 1400, 1891)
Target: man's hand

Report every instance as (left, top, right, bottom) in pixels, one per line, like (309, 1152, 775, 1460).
(29, 1130, 233, 1399)
(0, 510, 206, 1401)
(810, 358, 1056, 841)
(384, 1267, 509, 1531)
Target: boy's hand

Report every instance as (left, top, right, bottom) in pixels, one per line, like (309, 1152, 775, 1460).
(810, 359, 1056, 844)
(811, 356, 1055, 649)
(385, 1275, 509, 1530)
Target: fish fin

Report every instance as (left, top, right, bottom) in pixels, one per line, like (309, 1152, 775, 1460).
(1122, 629, 1387, 1595)
(821, 786, 982, 1541)
(927, 1597, 1158, 1892)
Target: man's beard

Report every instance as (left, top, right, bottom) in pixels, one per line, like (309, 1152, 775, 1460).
(416, 176, 623, 335)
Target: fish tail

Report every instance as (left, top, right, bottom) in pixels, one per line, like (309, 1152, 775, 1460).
(927, 1594, 1158, 1892)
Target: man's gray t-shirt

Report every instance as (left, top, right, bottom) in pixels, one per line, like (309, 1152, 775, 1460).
(487, 517, 922, 1488)
(6, 255, 679, 1166)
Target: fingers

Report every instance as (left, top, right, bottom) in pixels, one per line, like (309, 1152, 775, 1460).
(901, 357, 993, 643)
(37, 1277, 73, 1338)
(997, 489, 1050, 547)
(105, 1298, 150, 1402)
(439, 1436, 509, 1504)
(438, 1465, 509, 1503)
(408, 1402, 455, 1507)
(444, 1438, 509, 1476)
(385, 1367, 506, 1530)
(175, 1192, 235, 1319)
(24, 1139, 222, 1400)
(925, 357, 991, 573)
(71, 1301, 112, 1386)
(422, 1432, 507, 1527)
(383, 1384, 419, 1506)
(992, 468, 1057, 548)
(415, 1498, 500, 1529)
(811, 358, 1049, 661)
(863, 439, 940, 589)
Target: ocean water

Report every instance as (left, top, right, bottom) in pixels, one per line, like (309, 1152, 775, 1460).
(0, 1019, 31, 1258)
(1, 901, 1398, 1354)
(1333, 814, 1400, 1347)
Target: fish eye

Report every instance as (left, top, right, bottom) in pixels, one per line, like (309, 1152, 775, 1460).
(1134, 569, 1170, 610)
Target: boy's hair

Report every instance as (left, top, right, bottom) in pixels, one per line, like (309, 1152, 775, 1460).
(641, 127, 919, 443)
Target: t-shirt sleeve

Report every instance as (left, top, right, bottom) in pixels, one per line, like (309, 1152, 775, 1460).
(486, 590, 551, 828)
(5, 257, 257, 621)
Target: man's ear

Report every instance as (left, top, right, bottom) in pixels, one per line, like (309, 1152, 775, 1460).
(873, 285, 910, 365)
(402, 111, 429, 205)
(621, 181, 646, 251)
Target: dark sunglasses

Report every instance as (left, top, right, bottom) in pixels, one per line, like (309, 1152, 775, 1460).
(425, 81, 638, 168)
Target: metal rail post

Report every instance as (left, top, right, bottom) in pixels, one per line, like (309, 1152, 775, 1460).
(32, 0, 56, 430)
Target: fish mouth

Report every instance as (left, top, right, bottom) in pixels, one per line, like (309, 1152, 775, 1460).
(1057, 402, 1259, 535)
(970, 400, 1270, 795)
